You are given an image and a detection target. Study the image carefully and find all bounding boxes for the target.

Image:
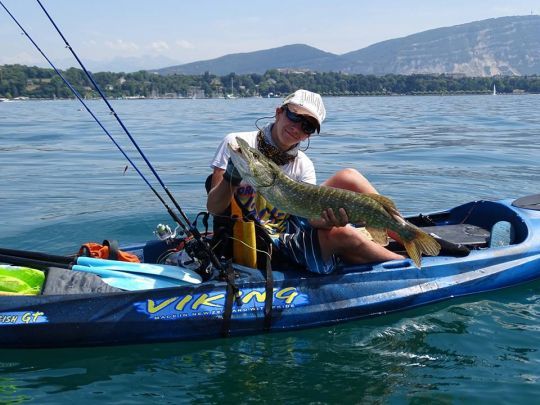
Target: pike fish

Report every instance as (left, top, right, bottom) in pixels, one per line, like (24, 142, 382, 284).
(228, 137, 440, 268)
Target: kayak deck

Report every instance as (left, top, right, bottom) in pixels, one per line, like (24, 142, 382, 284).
(33, 197, 532, 295)
(1, 196, 540, 348)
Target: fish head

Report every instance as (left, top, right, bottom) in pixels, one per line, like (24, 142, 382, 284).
(228, 137, 279, 189)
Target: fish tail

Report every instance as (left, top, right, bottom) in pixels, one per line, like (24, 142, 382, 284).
(402, 228, 441, 268)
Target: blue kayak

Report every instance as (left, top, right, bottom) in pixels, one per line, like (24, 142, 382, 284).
(1, 194, 540, 348)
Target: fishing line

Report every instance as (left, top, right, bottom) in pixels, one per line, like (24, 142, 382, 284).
(2, 0, 232, 282)
(0, 0, 185, 234)
(299, 136, 311, 152)
(34, 0, 195, 233)
(228, 237, 272, 261)
(255, 113, 311, 151)
(255, 115, 276, 130)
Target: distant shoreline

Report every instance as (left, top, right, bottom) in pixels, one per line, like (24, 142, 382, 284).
(1, 91, 535, 102)
(2, 64, 539, 101)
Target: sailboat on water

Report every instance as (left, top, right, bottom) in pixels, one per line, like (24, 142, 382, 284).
(493, 84, 497, 95)
(226, 77, 237, 99)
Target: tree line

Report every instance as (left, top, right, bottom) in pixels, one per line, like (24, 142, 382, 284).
(1, 64, 540, 99)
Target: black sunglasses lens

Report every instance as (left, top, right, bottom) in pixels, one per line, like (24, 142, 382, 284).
(285, 107, 302, 123)
(286, 107, 316, 134)
(302, 122, 316, 134)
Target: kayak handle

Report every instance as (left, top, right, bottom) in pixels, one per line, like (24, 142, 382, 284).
(381, 259, 414, 269)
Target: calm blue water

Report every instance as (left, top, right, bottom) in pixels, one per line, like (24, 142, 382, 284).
(1, 95, 540, 403)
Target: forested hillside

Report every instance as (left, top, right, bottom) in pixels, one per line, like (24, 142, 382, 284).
(1, 64, 539, 100)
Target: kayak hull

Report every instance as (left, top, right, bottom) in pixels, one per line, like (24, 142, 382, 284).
(1, 196, 540, 348)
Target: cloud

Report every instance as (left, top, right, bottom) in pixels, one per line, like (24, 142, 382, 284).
(0, 52, 42, 65)
(150, 41, 170, 52)
(175, 39, 195, 49)
(104, 39, 140, 52)
(78, 37, 195, 59)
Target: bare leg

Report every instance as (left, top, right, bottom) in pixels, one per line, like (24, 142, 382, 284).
(318, 225, 404, 264)
(318, 168, 404, 264)
(321, 168, 378, 194)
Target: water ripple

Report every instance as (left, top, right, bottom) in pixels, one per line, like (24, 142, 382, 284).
(2, 95, 540, 402)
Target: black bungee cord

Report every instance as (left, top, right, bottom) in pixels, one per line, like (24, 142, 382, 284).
(0, 0, 232, 283)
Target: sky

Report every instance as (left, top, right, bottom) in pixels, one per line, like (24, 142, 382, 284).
(1, 0, 539, 71)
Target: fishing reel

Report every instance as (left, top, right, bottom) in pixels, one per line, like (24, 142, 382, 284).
(160, 238, 214, 280)
(154, 223, 182, 242)
(155, 223, 215, 280)
(182, 238, 214, 280)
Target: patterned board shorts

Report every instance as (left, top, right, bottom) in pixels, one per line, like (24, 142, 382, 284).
(274, 217, 339, 274)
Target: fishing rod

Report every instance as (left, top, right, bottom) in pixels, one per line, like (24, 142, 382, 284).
(1, 1, 231, 281)
(33, 0, 227, 276)
(35, 0, 196, 233)
(0, 0, 186, 237)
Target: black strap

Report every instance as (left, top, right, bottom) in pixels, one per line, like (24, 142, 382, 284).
(207, 173, 273, 332)
(237, 203, 275, 331)
(102, 239, 120, 261)
(194, 212, 210, 236)
(263, 245, 274, 331)
(221, 259, 240, 337)
(79, 245, 91, 257)
(433, 236, 470, 257)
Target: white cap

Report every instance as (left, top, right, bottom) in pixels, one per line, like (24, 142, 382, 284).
(281, 89, 326, 133)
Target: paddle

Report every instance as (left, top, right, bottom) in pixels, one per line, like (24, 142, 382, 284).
(0, 247, 202, 283)
(76, 256, 202, 284)
(0, 252, 70, 270)
(70, 265, 186, 290)
(0, 247, 73, 265)
(0, 248, 202, 291)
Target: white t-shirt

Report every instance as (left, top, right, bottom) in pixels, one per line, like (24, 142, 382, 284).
(210, 124, 316, 234)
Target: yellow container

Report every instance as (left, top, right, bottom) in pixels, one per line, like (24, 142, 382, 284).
(231, 200, 257, 268)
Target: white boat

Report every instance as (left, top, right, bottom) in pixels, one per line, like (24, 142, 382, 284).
(493, 84, 497, 95)
(226, 77, 237, 99)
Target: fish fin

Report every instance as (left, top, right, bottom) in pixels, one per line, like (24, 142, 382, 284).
(402, 228, 441, 268)
(354, 227, 373, 241)
(365, 193, 397, 209)
(366, 193, 403, 217)
(403, 239, 422, 268)
(366, 227, 389, 246)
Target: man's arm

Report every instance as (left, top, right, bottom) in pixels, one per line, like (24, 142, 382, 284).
(206, 168, 237, 215)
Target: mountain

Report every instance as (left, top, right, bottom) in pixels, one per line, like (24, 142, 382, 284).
(337, 15, 540, 76)
(153, 15, 540, 77)
(153, 44, 337, 75)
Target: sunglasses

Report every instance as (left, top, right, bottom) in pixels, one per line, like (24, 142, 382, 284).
(283, 106, 317, 135)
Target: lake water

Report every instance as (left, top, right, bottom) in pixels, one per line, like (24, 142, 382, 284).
(1, 95, 540, 403)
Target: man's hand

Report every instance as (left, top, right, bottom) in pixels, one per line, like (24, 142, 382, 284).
(322, 208, 349, 227)
(310, 208, 349, 229)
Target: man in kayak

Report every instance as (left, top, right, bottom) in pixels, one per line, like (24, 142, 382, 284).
(207, 89, 403, 274)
